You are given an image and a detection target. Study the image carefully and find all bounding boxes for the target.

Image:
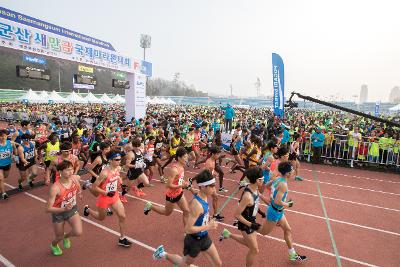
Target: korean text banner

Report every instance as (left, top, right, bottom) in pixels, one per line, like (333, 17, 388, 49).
(272, 53, 285, 118)
(0, 7, 152, 76)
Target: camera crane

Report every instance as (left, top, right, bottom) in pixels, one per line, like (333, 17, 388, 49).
(285, 92, 400, 128)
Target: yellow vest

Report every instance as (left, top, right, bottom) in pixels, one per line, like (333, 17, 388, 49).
(45, 142, 60, 161)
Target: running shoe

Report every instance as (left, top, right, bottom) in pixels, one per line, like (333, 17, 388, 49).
(294, 176, 303, 181)
(213, 214, 224, 222)
(118, 237, 132, 248)
(289, 252, 307, 261)
(132, 186, 141, 197)
(219, 228, 231, 241)
(2, 193, 9, 200)
(50, 244, 63, 256)
(18, 183, 23, 191)
(29, 181, 34, 187)
(63, 237, 71, 249)
(138, 189, 146, 197)
(232, 219, 239, 226)
(83, 205, 90, 217)
(153, 245, 165, 260)
(160, 176, 166, 183)
(106, 208, 113, 216)
(144, 202, 152, 215)
(218, 187, 228, 193)
(238, 180, 249, 189)
(119, 193, 128, 203)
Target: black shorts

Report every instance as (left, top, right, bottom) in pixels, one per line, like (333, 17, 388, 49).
(237, 219, 256, 234)
(51, 205, 78, 223)
(231, 148, 239, 156)
(166, 191, 183, 203)
(183, 234, 212, 258)
(0, 164, 11, 171)
(44, 160, 52, 168)
(185, 146, 193, 153)
(144, 159, 156, 168)
(127, 169, 143, 180)
(17, 161, 35, 171)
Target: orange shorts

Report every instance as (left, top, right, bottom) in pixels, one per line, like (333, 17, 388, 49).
(96, 193, 119, 209)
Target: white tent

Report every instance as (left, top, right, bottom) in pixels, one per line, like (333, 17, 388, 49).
(38, 91, 50, 103)
(84, 92, 101, 103)
(166, 98, 176, 105)
(18, 89, 42, 103)
(113, 94, 125, 104)
(99, 93, 114, 104)
(48, 90, 67, 103)
(389, 104, 400, 111)
(65, 91, 87, 103)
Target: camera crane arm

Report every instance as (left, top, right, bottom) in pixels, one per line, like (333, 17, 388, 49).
(286, 92, 400, 128)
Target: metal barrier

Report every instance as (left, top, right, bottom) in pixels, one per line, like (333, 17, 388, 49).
(296, 135, 400, 168)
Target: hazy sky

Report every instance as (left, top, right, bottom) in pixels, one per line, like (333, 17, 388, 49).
(3, 0, 400, 102)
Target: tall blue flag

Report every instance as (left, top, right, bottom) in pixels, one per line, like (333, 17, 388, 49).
(272, 53, 285, 118)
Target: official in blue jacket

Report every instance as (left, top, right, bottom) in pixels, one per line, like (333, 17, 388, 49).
(220, 104, 235, 133)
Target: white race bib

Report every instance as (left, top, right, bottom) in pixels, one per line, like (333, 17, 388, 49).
(106, 180, 118, 193)
(61, 196, 76, 208)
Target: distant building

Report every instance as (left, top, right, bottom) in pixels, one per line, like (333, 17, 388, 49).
(389, 86, 400, 103)
(359, 85, 368, 104)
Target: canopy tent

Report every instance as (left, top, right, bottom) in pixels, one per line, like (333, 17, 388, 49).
(65, 91, 87, 103)
(48, 90, 67, 103)
(389, 103, 400, 112)
(38, 91, 50, 103)
(113, 94, 125, 103)
(84, 92, 101, 103)
(99, 93, 114, 104)
(17, 89, 42, 103)
(165, 98, 176, 105)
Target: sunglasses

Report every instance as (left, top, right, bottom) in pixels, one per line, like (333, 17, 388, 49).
(61, 149, 71, 152)
(113, 158, 121, 161)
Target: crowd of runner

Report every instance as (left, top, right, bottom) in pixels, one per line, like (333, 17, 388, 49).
(0, 102, 399, 266)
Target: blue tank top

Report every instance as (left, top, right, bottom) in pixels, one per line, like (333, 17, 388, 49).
(0, 140, 13, 166)
(271, 177, 288, 211)
(193, 194, 209, 237)
(15, 129, 31, 144)
(21, 142, 35, 162)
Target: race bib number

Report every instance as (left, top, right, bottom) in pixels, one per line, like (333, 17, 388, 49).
(61, 196, 76, 208)
(202, 213, 209, 226)
(106, 180, 118, 193)
(0, 151, 11, 159)
(63, 133, 69, 138)
(72, 149, 80, 156)
(178, 174, 184, 185)
(50, 150, 58, 156)
(25, 150, 35, 160)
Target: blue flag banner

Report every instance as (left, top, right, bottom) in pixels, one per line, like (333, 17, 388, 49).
(272, 53, 285, 118)
(375, 101, 380, 117)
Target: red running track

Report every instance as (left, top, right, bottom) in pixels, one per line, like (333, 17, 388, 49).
(0, 162, 399, 267)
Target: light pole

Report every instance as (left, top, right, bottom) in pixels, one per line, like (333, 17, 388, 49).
(140, 34, 151, 61)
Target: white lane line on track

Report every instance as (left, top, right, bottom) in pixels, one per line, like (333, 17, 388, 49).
(4, 183, 378, 267)
(184, 172, 400, 236)
(0, 254, 15, 267)
(125, 193, 378, 267)
(188, 171, 400, 212)
(300, 168, 400, 184)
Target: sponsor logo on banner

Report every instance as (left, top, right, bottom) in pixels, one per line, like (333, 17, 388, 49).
(78, 65, 94, 73)
(272, 53, 285, 118)
(23, 54, 46, 64)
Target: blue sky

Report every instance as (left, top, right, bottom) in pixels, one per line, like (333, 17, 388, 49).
(2, 0, 400, 102)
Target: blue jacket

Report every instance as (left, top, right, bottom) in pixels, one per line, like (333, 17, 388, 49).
(221, 105, 235, 120)
(311, 132, 325, 147)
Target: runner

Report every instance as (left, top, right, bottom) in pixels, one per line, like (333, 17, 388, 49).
(46, 160, 82, 256)
(258, 161, 307, 262)
(0, 129, 14, 199)
(83, 150, 132, 248)
(41, 133, 60, 185)
(49, 142, 79, 183)
(289, 132, 304, 181)
(16, 134, 38, 190)
(144, 147, 190, 227)
(152, 169, 222, 267)
(219, 167, 265, 267)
